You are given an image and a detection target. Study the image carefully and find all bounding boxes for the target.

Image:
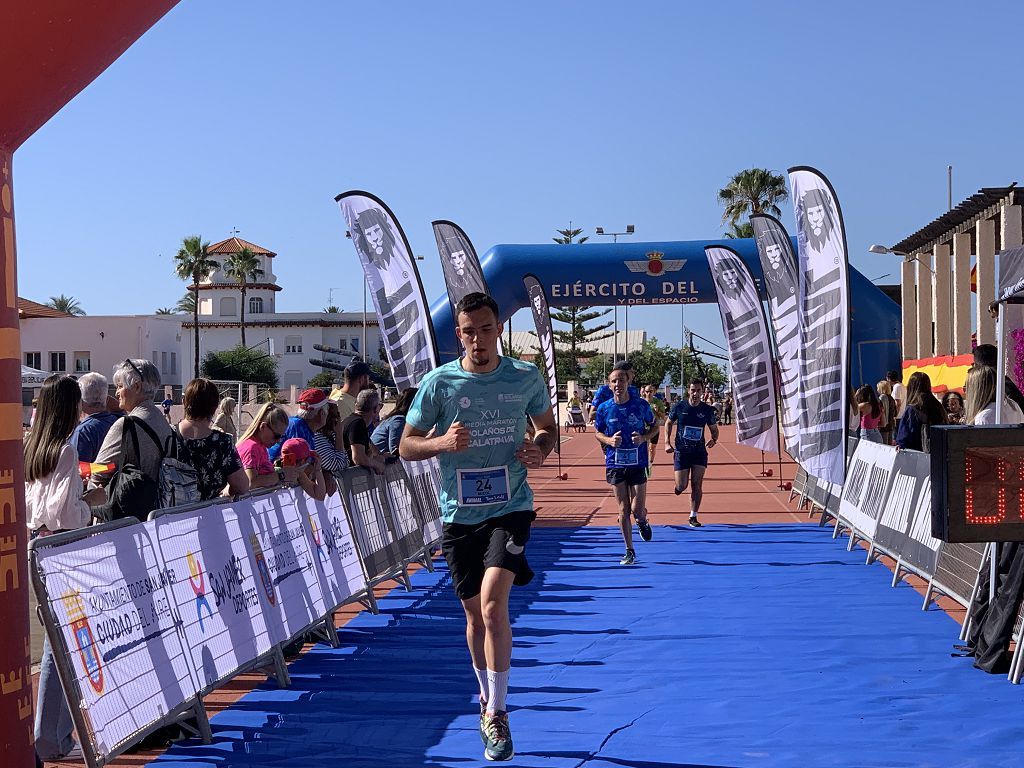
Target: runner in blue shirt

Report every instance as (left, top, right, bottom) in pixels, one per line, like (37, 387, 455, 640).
(401, 292, 556, 763)
(665, 379, 720, 527)
(595, 367, 657, 565)
(587, 359, 640, 422)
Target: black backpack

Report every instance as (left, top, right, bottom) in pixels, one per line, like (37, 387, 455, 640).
(95, 417, 163, 523)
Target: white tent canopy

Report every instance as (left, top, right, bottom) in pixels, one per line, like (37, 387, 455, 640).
(21, 365, 47, 385)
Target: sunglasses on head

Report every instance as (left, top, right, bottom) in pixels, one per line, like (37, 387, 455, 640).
(123, 359, 145, 381)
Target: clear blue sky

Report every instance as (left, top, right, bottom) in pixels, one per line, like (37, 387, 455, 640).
(12, 1, 1024, 351)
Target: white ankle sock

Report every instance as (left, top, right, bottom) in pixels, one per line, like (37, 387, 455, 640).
(474, 667, 489, 704)
(486, 669, 509, 714)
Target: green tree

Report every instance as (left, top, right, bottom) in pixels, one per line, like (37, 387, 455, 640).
(307, 371, 336, 388)
(627, 339, 682, 389)
(155, 307, 175, 315)
(45, 294, 85, 316)
(581, 353, 612, 386)
(550, 223, 613, 379)
(723, 221, 754, 239)
(222, 246, 264, 346)
(173, 235, 219, 377)
(175, 292, 196, 314)
(200, 345, 278, 388)
(717, 168, 788, 226)
(323, 305, 340, 313)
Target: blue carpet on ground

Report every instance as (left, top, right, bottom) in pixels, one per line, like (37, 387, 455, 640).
(149, 524, 1022, 768)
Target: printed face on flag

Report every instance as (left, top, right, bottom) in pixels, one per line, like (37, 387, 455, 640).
(715, 257, 746, 298)
(798, 188, 837, 253)
(352, 208, 398, 267)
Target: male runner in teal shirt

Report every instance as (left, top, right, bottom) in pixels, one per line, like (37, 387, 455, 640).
(401, 292, 556, 762)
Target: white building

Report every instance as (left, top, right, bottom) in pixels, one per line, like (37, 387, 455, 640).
(19, 236, 382, 392)
(20, 298, 185, 385)
(181, 236, 381, 388)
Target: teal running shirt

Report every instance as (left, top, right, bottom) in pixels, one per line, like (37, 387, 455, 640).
(406, 356, 550, 525)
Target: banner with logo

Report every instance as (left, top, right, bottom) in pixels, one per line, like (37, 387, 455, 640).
(751, 214, 802, 461)
(403, 457, 444, 546)
(154, 503, 275, 693)
(433, 219, 489, 318)
(523, 274, 559, 416)
(247, 493, 327, 644)
(838, 440, 896, 541)
(788, 167, 850, 485)
(337, 191, 439, 389)
(34, 523, 197, 755)
(293, 491, 367, 615)
(873, 450, 939, 577)
(705, 245, 780, 453)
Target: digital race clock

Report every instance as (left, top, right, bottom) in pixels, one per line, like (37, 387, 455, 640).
(931, 425, 1024, 543)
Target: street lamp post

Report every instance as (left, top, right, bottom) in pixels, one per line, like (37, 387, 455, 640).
(596, 225, 636, 361)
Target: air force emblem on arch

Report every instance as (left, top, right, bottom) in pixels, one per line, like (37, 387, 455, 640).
(624, 251, 686, 277)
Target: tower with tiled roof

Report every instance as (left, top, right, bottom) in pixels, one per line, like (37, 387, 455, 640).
(194, 236, 281, 318)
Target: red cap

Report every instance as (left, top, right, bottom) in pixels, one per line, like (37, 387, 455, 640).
(280, 438, 313, 466)
(297, 388, 330, 410)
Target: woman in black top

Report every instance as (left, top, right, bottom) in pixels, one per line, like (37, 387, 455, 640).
(895, 372, 946, 452)
(177, 378, 249, 500)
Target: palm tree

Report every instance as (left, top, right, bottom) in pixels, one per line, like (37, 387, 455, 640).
(723, 221, 755, 239)
(175, 292, 196, 314)
(323, 305, 340, 314)
(222, 247, 264, 346)
(173, 235, 219, 377)
(717, 168, 788, 225)
(45, 294, 85, 316)
(155, 307, 175, 315)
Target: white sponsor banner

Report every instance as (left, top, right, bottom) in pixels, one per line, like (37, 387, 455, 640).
(875, 450, 940, 575)
(297, 491, 366, 610)
(154, 503, 275, 692)
(789, 166, 850, 485)
(705, 245, 780, 453)
(839, 440, 897, 540)
(247, 492, 327, 644)
(751, 214, 802, 460)
(338, 192, 439, 390)
(36, 523, 196, 755)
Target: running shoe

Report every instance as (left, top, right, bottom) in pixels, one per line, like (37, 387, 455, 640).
(637, 518, 653, 542)
(483, 711, 514, 761)
(689, 516, 703, 528)
(674, 486, 684, 495)
(620, 549, 636, 565)
(479, 701, 488, 744)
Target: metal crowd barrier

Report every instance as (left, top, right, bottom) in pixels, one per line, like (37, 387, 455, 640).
(29, 463, 445, 768)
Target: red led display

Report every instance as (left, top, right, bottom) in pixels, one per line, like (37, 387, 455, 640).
(964, 447, 1024, 526)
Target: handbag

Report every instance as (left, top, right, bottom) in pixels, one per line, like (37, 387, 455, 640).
(94, 417, 163, 523)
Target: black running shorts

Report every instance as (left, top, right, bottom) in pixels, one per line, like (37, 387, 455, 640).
(441, 509, 536, 600)
(605, 466, 648, 486)
(674, 449, 708, 470)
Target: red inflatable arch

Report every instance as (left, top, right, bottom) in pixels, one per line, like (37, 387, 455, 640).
(0, 3, 179, 763)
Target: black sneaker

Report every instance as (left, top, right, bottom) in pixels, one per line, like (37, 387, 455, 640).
(483, 711, 514, 761)
(674, 486, 684, 496)
(620, 549, 636, 565)
(689, 516, 702, 528)
(637, 518, 653, 542)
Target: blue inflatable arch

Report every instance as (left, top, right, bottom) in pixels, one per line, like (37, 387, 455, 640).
(429, 238, 901, 388)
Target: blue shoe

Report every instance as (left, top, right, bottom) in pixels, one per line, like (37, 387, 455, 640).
(483, 711, 514, 761)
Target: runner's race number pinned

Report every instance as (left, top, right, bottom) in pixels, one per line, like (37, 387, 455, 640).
(457, 466, 511, 505)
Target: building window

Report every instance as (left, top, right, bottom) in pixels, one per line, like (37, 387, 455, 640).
(350, 337, 361, 354)
(171, 352, 177, 375)
(25, 352, 41, 370)
(220, 296, 237, 317)
(337, 338, 348, 350)
(152, 351, 159, 365)
(161, 351, 169, 374)
(49, 352, 66, 373)
(249, 296, 263, 314)
(73, 352, 91, 373)
(284, 335, 302, 354)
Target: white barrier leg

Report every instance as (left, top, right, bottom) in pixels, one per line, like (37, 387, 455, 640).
(191, 700, 214, 744)
(891, 560, 903, 587)
(865, 542, 875, 565)
(272, 646, 291, 688)
(360, 590, 380, 615)
(922, 580, 934, 611)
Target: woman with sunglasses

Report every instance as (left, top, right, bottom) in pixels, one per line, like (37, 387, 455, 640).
(236, 402, 289, 488)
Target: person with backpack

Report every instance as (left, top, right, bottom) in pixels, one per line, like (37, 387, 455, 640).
(90, 358, 173, 519)
(176, 378, 249, 500)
